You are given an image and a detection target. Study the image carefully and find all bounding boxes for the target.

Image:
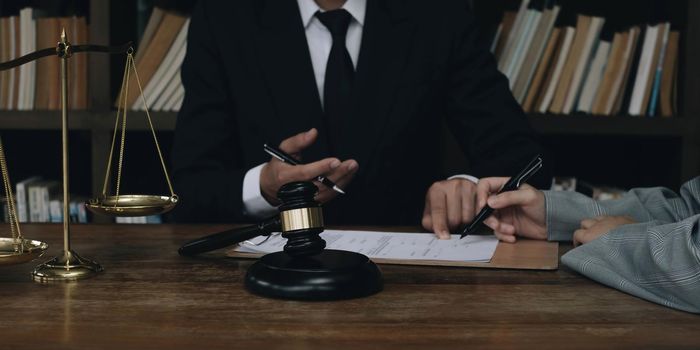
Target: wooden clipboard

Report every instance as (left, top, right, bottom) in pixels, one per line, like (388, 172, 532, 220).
(226, 235, 559, 271)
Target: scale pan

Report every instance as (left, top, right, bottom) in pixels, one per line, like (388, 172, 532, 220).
(85, 194, 178, 217)
(0, 238, 48, 266)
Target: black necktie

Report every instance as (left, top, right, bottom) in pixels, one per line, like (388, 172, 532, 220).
(316, 9, 354, 128)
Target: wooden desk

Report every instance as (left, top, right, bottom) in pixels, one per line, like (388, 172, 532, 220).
(1, 224, 698, 349)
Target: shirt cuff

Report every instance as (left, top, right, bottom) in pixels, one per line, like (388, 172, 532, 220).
(447, 174, 479, 184)
(543, 190, 590, 242)
(242, 163, 278, 219)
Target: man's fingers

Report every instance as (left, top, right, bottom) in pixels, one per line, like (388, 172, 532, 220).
(314, 182, 339, 204)
(484, 216, 515, 235)
(484, 216, 500, 230)
(313, 180, 333, 203)
(460, 182, 476, 223)
(488, 188, 538, 209)
(580, 218, 598, 229)
(278, 128, 318, 156)
(475, 180, 492, 212)
(498, 222, 516, 235)
(573, 229, 588, 247)
(314, 161, 359, 203)
(429, 189, 450, 239)
(478, 177, 511, 195)
(494, 231, 517, 243)
(326, 160, 359, 187)
(278, 157, 340, 183)
(485, 208, 516, 241)
(422, 201, 433, 232)
(446, 189, 462, 231)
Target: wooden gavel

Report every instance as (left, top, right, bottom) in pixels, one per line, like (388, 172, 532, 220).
(178, 181, 327, 257)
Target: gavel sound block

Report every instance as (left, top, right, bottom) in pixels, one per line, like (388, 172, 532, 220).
(244, 182, 383, 300)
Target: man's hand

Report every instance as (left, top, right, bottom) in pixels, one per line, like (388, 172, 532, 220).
(475, 177, 547, 243)
(260, 128, 358, 205)
(422, 179, 478, 240)
(573, 216, 636, 247)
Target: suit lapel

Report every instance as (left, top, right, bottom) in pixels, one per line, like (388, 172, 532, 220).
(254, 0, 329, 159)
(333, 0, 416, 169)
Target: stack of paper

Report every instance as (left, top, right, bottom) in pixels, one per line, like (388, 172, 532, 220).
(234, 230, 499, 263)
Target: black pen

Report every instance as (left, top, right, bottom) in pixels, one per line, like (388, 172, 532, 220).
(263, 144, 345, 194)
(461, 155, 543, 239)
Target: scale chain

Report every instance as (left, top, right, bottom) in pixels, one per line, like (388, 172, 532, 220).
(0, 136, 22, 249)
(101, 50, 176, 200)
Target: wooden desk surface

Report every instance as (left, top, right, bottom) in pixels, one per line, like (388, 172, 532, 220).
(1, 224, 698, 350)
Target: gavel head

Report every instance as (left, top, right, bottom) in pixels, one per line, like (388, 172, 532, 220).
(277, 181, 326, 257)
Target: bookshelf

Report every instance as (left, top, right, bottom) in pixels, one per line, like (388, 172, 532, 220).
(0, 0, 699, 222)
(463, 0, 700, 190)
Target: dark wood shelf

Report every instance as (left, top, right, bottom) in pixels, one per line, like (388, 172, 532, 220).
(0, 110, 177, 131)
(92, 110, 177, 131)
(527, 114, 688, 136)
(1, 111, 688, 136)
(0, 110, 95, 130)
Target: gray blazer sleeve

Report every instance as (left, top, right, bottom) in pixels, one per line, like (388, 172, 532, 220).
(545, 177, 700, 313)
(543, 177, 700, 241)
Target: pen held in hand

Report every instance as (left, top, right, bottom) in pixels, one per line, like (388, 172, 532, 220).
(263, 144, 345, 195)
(460, 155, 543, 239)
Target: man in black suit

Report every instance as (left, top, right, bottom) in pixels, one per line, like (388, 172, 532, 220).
(171, 0, 551, 238)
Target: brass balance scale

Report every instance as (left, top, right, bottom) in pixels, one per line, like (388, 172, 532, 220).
(0, 30, 177, 282)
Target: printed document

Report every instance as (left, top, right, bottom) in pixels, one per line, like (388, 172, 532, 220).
(234, 230, 499, 262)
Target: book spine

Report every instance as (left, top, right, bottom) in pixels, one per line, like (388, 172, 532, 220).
(49, 200, 62, 223)
(648, 24, 671, 117)
(578, 41, 611, 113)
(0, 18, 8, 110)
(28, 187, 40, 222)
(539, 27, 575, 113)
(70, 201, 79, 223)
(521, 6, 560, 103)
(7, 17, 17, 110)
(564, 17, 605, 114)
(116, 217, 133, 224)
(78, 204, 88, 223)
(629, 25, 658, 116)
(40, 186, 50, 222)
(499, 0, 531, 71)
(16, 183, 28, 223)
(146, 215, 163, 224)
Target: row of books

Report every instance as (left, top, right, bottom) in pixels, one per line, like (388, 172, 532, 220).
(2, 176, 89, 223)
(121, 8, 188, 112)
(3, 176, 165, 224)
(0, 8, 89, 111)
(115, 216, 163, 224)
(492, 0, 679, 117)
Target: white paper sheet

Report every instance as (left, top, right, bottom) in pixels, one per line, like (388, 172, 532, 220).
(234, 230, 499, 262)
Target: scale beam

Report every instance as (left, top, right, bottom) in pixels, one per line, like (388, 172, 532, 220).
(0, 29, 172, 282)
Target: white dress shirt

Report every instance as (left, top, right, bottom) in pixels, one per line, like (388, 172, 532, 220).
(242, 0, 366, 218)
(242, 0, 475, 218)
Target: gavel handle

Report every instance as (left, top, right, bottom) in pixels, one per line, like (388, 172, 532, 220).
(178, 217, 281, 256)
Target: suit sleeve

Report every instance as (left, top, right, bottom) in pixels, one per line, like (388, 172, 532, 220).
(548, 177, 700, 313)
(443, 2, 552, 189)
(170, 1, 247, 222)
(561, 216, 700, 313)
(543, 177, 700, 241)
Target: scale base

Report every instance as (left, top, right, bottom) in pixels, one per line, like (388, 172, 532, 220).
(32, 250, 103, 283)
(245, 249, 382, 300)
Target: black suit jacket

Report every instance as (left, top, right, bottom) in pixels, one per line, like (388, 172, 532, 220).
(171, 0, 551, 224)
